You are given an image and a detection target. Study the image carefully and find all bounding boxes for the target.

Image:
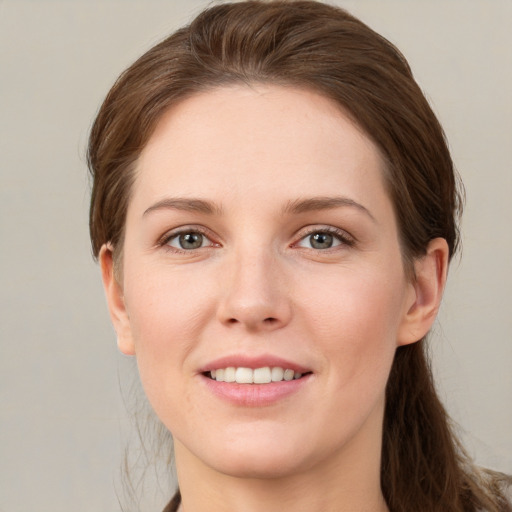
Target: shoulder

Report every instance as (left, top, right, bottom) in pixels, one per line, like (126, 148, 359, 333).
(479, 472, 512, 512)
(495, 472, 512, 508)
(502, 479, 512, 505)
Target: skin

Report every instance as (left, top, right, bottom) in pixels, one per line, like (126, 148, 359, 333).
(101, 85, 448, 512)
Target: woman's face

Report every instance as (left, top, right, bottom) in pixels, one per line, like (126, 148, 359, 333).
(105, 85, 424, 479)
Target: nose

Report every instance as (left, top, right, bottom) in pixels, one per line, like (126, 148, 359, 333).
(216, 247, 292, 332)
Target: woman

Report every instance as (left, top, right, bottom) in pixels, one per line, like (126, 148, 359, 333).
(87, 1, 511, 511)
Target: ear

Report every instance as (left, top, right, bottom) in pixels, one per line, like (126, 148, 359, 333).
(397, 238, 449, 347)
(99, 244, 136, 356)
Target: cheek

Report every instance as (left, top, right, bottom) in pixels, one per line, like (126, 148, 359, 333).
(298, 263, 407, 384)
(121, 267, 216, 428)
(122, 264, 217, 396)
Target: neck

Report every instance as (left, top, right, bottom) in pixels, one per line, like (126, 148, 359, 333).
(173, 409, 389, 512)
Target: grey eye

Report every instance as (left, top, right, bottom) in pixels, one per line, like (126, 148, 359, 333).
(168, 232, 207, 250)
(309, 232, 334, 249)
(297, 231, 344, 250)
(179, 233, 203, 249)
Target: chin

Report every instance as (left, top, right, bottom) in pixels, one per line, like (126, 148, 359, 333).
(195, 430, 322, 480)
(209, 450, 310, 480)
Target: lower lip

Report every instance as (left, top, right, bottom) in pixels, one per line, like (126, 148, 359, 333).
(201, 374, 312, 407)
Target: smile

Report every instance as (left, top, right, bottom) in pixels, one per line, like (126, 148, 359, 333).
(202, 368, 312, 407)
(208, 366, 305, 384)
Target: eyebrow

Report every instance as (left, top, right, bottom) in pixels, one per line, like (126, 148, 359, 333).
(283, 196, 376, 222)
(142, 195, 375, 222)
(143, 198, 222, 217)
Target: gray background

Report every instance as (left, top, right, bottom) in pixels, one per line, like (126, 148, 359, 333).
(1, 1, 511, 511)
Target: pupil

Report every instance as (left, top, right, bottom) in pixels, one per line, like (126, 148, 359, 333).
(179, 233, 203, 249)
(310, 232, 333, 249)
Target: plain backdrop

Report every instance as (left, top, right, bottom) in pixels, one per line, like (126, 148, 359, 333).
(0, 1, 511, 511)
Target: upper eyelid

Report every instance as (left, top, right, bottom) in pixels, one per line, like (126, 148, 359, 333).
(158, 225, 216, 247)
(294, 225, 355, 242)
(156, 224, 355, 248)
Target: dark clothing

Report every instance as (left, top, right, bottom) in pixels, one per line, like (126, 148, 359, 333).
(162, 481, 512, 511)
(162, 490, 181, 512)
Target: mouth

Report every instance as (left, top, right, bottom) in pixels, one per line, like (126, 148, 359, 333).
(203, 366, 312, 384)
(199, 355, 313, 405)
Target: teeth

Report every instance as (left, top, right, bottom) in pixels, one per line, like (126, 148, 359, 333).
(209, 366, 304, 384)
(283, 369, 295, 381)
(224, 367, 236, 383)
(253, 367, 271, 384)
(235, 367, 253, 384)
(271, 367, 284, 382)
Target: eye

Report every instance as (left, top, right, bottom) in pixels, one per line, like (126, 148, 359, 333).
(299, 232, 340, 250)
(166, 231, 212, 250)
(296, 228, 354, 250)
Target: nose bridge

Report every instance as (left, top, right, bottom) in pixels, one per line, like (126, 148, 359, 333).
(217, 240, 291, 331)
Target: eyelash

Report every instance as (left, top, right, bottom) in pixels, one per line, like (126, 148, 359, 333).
(293, 226, 355, 250)
(157, 225, 355, 253)
(158, 226, 217, 253)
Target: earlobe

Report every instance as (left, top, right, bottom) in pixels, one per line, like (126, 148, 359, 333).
(99, 244, 136, 356)
(397, 238, 449, 347)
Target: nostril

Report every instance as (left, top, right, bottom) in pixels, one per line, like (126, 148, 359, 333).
(226, 317, 277, 325)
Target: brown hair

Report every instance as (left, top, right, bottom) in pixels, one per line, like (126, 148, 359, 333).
(88, 1, 511, 510)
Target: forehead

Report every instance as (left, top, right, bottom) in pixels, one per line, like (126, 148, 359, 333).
(131, 84, 388, 213)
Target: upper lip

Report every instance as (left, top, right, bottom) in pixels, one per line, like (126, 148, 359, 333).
(199, 354, 311, 374)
